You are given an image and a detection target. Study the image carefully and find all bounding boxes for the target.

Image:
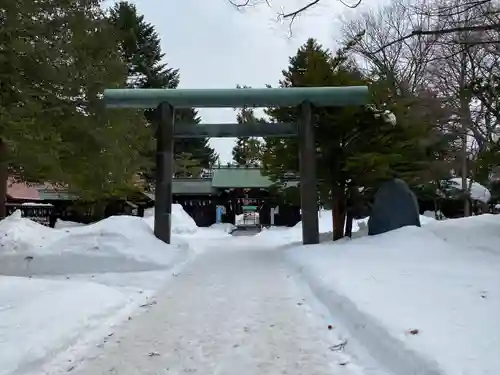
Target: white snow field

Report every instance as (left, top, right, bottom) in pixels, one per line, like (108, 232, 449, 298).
(1, 205, 499, 375)
(0, 205, 231, 375)
(65, 245, 367, 375)
(286, 213, 500, 375)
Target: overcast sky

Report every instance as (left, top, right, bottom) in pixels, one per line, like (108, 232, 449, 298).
(126, 0, 381, 162)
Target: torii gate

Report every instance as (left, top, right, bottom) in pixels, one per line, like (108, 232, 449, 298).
(103, 86, 368, 245)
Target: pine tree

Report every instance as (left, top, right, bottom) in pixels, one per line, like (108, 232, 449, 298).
(108, 2, 216, 185)
(0, 0, 150, 214)
(232, 108, 264, 165)
(59, 1, 152, 200)
(263, 38, 435, 239)
(174, 152, 203, 177)
(232, 137, 263, 166)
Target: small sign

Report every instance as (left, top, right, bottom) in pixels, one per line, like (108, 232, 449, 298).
(216, 205, 225, 223)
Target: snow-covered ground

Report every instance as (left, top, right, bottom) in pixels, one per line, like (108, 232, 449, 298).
(283, 213, 500, 375)
(65, 244, 367, 375)
(253, 209, 373, 246)
(0, 205, 231, 375)
(1, 204, 499, 375)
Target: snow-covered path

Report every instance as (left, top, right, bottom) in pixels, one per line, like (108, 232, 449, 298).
(69, 247, 355, 375)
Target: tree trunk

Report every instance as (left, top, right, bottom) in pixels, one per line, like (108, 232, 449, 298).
(458, 47, 471, 217)
(461, 159, 470, 217)
(345, 186, 357, 238)
(0, 139, 7, 219)
(331, 190, 346, 241)
(345, 208, 353, 238)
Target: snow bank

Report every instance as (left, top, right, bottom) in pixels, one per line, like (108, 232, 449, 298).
(143, 203, 198, 235)
(0, 211, 186, 276)
(287, 215, 500, 375)
(255, 210, 349, 245)
(0, 204, 228, 277)
(209, 222, 236, 234)
(256, 209, 431, 246)
(0, 207, 195, 375)
(447, 178, 491, 203)
(143, 205, 234, 241)
(0, 210, 56, 253)
(54, 219, 85, 229)
(422, 210, 446, 220)
(0, 276, 129, 375)
(172, 223, 235, 244)
(425, 213, 500, 256)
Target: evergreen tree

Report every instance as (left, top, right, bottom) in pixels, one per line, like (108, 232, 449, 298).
(232, 108, 264, 165)
(108, 1, 179, 89)
(0, 0, 149, 215)
(174, 152, 203, 177)
(262, 38, 435, 239)
(56, 1, 151, 200)
(108, 2, 216, 185)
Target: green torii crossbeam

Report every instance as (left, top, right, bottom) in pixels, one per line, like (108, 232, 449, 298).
(103, 86, 367, 108)
(103, 86, 368, 245)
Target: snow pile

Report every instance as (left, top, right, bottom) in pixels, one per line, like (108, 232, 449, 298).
(0, 210, 57, 253)
(418, 213, 437, 225)
(257, 209, 431, 246)
(0, 212, 186, 276)
(292, 210, 367, 233)
(254, 210, 363, 246)
(446, 178, 491, 203)
(143, 204, 198, 235)
(425, 213, 500, 256)
(173, 223, 235, 244)
(422, 210, 446, 220)
(0, 209, 192, 375)
(209, 222, 236, 234)
(287, 215, 500, 375)
(0, 277, 130, 375)
(143, 204, 234, 240)
(54, 219, 85, 229)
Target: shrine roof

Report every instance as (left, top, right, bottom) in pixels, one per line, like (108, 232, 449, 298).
(211, 168, 272, 189)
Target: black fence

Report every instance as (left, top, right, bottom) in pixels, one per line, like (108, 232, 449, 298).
(173, 196, 216, 227)
(5, 201, 147, 228)
(6, 203, 56, 227)
(5, 199, 302, 229)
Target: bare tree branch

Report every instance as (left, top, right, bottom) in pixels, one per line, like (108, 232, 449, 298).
(281, 0, 322, 18)
(370, 23, 500, 54)
(413, 0, 492, 17)
(228, 0, 361, 35)
(227, 0, 251, 7)
(227, 0, 269, 8)
(230, 0, 499, 53)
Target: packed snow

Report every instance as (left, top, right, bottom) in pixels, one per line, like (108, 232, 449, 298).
(1, 202, 499, 375)
(0, 204, 229, 375)
(142, 204, 199, 235)
(284, 214, 500, 375)
(254, 209, 434, 246)
(54, 219, 85, 228)
(0, 277, 129, 375)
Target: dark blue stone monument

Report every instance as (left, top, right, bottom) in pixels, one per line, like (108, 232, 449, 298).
(368, 178, 421, 236)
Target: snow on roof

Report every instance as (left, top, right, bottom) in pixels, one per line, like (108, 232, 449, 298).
(7, 178, 41, 200)
(447, 178, 491, 203)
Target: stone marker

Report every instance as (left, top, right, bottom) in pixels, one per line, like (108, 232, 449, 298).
(368, 178, 420, 236)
